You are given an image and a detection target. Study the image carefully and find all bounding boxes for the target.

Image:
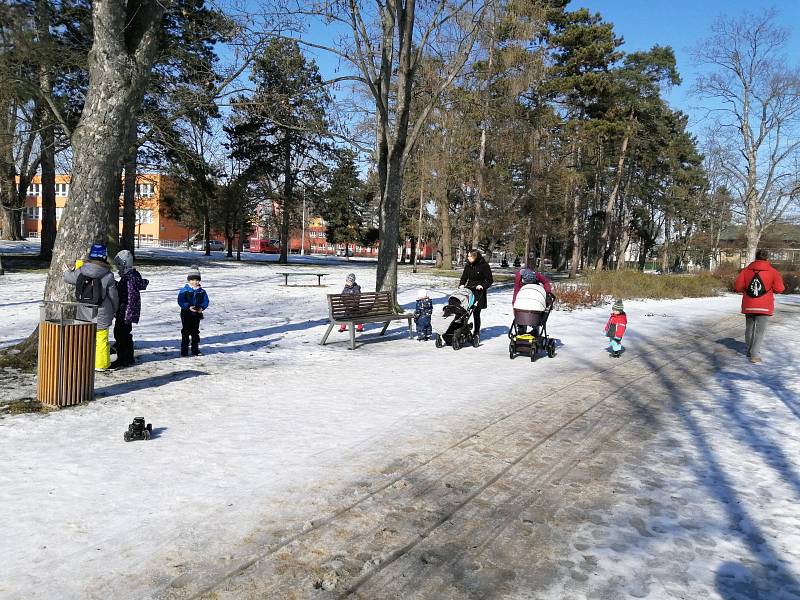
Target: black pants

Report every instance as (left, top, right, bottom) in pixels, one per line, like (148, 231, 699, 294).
(181, 310, 201, 355)
(113, 320, 135, 365)
(473, 307, 482, 336)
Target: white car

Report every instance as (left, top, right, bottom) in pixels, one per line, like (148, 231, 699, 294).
(191, 240, 224, 251)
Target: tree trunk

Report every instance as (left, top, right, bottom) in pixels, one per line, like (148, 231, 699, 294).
(203, 208, 211, 257)
(437, 190, 452, 270)
(36, 0, 56, 260)
(41, 0, 165, 307)
(279, 138, 292, 264)
(661, 215, 671, 273)
(0, 91, 21, 241)
(596, 127, 632, 270)
(376, 153, 403, 293)
(121, 120, 138, 253)
(471, 127, 487, 249)
(39, 124, 57, 260)
(569, 181, 581, 279)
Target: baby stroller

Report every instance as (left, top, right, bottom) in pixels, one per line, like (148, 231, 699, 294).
(432, 288, 479, 350)
(508, 283, 556, 362)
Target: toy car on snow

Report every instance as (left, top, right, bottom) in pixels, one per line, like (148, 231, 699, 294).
(124, 417, 152, 442)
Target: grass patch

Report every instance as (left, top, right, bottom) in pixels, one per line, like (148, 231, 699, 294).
(0, 254, 50, 273)
(586, 270, 726, 301)
(5, 399, 44, 415)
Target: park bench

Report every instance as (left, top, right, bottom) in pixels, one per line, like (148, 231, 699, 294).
(320, 290, 414, 350)
(277, 272, 328, 286)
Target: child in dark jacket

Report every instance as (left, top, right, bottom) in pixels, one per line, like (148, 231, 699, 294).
(339, 273, 363, 333)
(111, 250, 149, 368)
(178, 265, 210, 356)
(605, 298, 628, 358)
(414, 289, 434, 341)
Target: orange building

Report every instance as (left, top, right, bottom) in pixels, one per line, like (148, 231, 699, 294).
(21, 174, 191, 245)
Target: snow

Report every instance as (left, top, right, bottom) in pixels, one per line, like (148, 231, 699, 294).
(1, 250, 799, 599)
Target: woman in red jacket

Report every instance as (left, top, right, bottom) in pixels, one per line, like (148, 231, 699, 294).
(734, 249, 785, 364)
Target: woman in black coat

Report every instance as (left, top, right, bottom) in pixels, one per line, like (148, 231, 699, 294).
(459, 249, 493, 339)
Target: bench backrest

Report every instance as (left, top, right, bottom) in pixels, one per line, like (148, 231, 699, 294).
(328, 291, 396, 320)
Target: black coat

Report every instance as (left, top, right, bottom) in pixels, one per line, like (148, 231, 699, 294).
(459, 256, 493, 309)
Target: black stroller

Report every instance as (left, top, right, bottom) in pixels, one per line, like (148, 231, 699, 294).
(508, 284, 556, 362)
(433, 288, 479, 350)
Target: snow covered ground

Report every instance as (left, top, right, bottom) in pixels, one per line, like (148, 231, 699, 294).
(0, 256, 798, 599)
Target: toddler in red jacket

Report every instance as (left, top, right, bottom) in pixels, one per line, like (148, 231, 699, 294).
(605, 299, 628, 358)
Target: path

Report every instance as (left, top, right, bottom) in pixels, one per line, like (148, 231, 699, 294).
(171, 300, 800, 600)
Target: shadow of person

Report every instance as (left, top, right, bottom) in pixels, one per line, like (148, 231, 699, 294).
(716, 337, 748, 355)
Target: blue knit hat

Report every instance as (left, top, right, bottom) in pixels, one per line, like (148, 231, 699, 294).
(88, 243, 107, 261)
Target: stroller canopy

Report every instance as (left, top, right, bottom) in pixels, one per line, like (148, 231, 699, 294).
(448, 288, 475, 310)
(513, 283, 547, 312)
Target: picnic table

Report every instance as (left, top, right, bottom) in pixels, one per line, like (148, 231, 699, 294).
(277, 272, 328, 286)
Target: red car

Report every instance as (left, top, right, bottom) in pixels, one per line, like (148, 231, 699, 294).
(249, 238, 280, 253)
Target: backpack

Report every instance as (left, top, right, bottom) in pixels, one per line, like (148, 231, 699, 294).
(746, 271, 767, 298)
(75, 273, 104, 305)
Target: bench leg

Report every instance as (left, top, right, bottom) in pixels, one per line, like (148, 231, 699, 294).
(320, 323, 334, 346)
(407, 318, 413, 339)
(284, 275, 288, 286)
(349, 322, 356, 350)
(379, 321, 390, 336)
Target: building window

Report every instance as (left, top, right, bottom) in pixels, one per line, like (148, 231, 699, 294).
(26, 206, 41, 220)
(136, 209, 154, 224)
(56, 207, 64, 221)
(56, 183, 69, 197)
(136, 183, 154, 197)
(27, 183, 41, 196)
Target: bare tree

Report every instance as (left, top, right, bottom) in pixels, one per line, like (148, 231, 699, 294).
(693, 9, 800, 262)
(262, 0, 490, 295)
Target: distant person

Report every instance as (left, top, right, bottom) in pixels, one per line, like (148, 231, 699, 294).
(459, 249, 493, 341)
(178, 265, 209, 357)
(111, 250, 149, 369)
(413, 289, 434, 341)
(63, 243, 119, 371)
(338, 273, 364, 333)
(605, 299, 627, 358)
(734, 249, 785, 364)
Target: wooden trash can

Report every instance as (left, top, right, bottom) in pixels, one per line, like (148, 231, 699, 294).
(37, 302, 97, 407)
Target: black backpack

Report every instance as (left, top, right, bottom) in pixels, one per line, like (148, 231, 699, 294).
(746, 271, 767, 298)
(75, 273, 104, 305)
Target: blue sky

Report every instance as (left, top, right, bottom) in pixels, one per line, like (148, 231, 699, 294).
(229, 0, 799, 138)
(567, 0, 800, 133)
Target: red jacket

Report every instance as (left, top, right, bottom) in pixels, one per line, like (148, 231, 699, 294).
(734, 260, 785, 316)
(605, 313, 627, 340)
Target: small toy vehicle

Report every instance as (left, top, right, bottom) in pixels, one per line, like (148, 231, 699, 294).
(124, 417, 152, 442)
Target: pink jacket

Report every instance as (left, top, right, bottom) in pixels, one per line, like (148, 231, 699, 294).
(513, 270, 553, 303)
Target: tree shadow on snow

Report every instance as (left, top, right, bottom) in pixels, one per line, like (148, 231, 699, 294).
(136, 318, 330, 351)
(634, 314, 800, 599)
(96, 369, 207, 398)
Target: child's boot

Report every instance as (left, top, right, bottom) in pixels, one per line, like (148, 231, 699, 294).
(357, 324, 364, 332)
(338, 324, 347, 333)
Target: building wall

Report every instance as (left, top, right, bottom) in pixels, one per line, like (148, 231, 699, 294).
(19, 173, 189, 243)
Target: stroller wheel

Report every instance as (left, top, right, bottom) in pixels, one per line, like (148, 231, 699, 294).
(435, 335, 444, 349)
(509, 341, 515, 359)
(452, 335, 461, 351)
(472, 333, 480, 348)
(547, 339, 557, 358)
